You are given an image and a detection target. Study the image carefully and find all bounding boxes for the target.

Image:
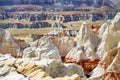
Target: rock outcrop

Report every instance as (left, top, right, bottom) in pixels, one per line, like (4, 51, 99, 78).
(0, 53, 86, 80)
(98, 23, 109, 37)
(15, 39, 30, 50)
(0, 29, 22, 57)
(75, 22, 100, 55)
(65, 22, 100, 74)
(29, 36, 75, 60)
(0, 54, 28, 80)
(0, 29, 29, 57)
(97, 30, 120, 59)
(88, 47, 120, 80)
(51, 36, 75, 59)
(110, 12, 120, 31)
(0, 22, 51, 29)
(23, 36, 62, 62)
(53, 63, 86, 78)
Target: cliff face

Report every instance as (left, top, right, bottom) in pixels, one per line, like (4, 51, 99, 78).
(0, 22, 51, 29)
(0, 0, 117, 8)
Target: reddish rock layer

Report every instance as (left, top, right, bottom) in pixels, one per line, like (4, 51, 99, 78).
(89, 24, 101, 34)
(65, 58, 100, 74)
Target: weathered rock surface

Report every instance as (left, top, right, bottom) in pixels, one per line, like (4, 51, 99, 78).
(75, 22, 99, 49)
(51, 36, 75, 59)
(98, 23, 109, 37)
(65, 22, 100, 74)
(110, 12, 120, 31)
(0, 53, 86, 80)
(75, 22, 100, 56)
(29, 36, 75, 60)
(0, 29, 29, 57)
(0, 54, 28, 80)
(97, 30, 120, 59)
(53, 63, 86, 78)
(0, 29, 22, 57)
(23, 36, 62, 62)
(15, 39, 30, 50)
(65, 46, 99, 74)
(88, 47, 120, 80)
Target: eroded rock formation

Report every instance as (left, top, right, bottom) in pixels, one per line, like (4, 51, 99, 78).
(0, 12, 120, 80)
(89, 47, 120, 80)
(0, 29, 29, 57)
(0, 53, 86, 80)
(29, 36, 75, 60)
(97, 29, 120, 59)
(110, 12, 120, 31)
(0, 29, 23, 57)
(65, 22, 100, 74)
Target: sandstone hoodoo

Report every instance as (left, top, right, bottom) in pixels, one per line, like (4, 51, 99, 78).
(65, 22, 100, 74)
(98, 23, 109, 37)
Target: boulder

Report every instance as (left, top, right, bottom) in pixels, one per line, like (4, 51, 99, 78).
(0, 65, 10, 76)
(75, 22, 100, 56)
(34, 59, 61, 77)
(36, 42, 61, 61)
(65, 46, 99, 74)
(65, 46, 88, 62)
(17, 59, 60, 79)
(53, 63, 86, 78)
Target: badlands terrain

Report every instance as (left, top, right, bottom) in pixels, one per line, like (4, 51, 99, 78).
(0, 12, 120, 80)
